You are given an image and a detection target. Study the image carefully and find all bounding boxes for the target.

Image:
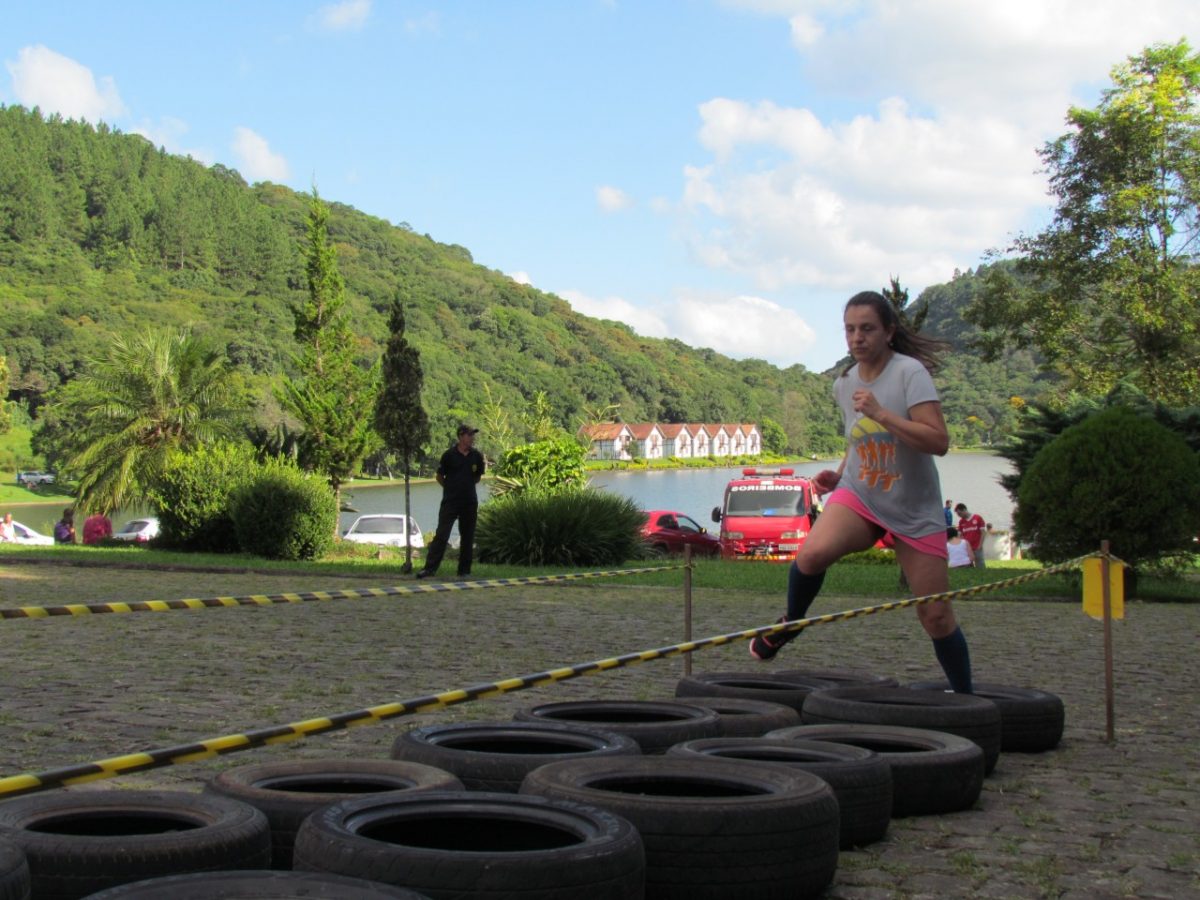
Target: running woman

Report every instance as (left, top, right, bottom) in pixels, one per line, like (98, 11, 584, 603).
(750, 290, 972, 693)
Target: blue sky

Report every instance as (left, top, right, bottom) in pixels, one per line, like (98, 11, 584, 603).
(3, 1, 1197, 371)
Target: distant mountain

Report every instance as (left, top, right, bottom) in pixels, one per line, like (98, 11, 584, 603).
(0, 104, 1047, 457)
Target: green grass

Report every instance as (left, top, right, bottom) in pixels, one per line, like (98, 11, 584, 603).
(0, 478, 76, 506)
(0, 425, 35, 471)
(0, 427, 77, 504)
(2, 540, 1195, 601)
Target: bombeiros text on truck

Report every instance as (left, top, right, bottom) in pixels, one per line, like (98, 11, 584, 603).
(711, 467, 820, 562)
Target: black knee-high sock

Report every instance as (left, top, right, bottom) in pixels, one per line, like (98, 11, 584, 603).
(786, 564, 826, 621)
(932, 627, 973, 693)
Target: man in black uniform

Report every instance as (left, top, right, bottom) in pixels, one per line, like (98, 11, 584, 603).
(417, 424, 486, 579)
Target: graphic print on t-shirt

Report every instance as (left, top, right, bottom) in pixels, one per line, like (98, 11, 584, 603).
(851, 417, 900, 491)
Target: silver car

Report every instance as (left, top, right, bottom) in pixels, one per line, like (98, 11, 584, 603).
(112, 517, 160, 543)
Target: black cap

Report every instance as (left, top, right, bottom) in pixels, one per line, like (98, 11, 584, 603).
(457, 424, 479, 436)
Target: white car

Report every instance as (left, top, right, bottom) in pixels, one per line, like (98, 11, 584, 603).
(16, 471, 56, 486)
(342, 514, 425, 549)
(112, 517, 160, 543)
(6, 520, 54, 545)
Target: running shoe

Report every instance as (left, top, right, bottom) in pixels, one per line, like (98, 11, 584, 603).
(749, 616, 794, 661)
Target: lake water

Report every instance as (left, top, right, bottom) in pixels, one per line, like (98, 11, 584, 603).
(8, 453, 1015, 541)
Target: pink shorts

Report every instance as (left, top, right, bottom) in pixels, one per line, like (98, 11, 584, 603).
(826, 488, 948, 560)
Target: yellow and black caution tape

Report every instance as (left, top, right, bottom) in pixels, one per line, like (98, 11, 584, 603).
(0, 565, 682, 621)
(0, 554, 1093, 798)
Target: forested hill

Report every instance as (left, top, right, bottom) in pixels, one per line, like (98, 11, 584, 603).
(0, 105, 1044, 455)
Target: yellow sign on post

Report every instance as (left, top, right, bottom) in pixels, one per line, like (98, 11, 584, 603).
(1082, 556, 1125, 620)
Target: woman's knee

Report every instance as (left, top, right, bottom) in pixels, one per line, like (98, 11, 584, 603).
(917, 601, 957, 638)
(795, 545, 833, 574)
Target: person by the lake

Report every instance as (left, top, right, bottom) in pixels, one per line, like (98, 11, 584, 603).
(0, 512, 14, 543)
(417, 424, 486, 580)
(954, 502, 988, 568)
(944, 499, 954, 527)
(54, 508, 76, 544)
(750, 290, 973, 694)
(82, 512, 112, 545)
(946, 527, 973, 568)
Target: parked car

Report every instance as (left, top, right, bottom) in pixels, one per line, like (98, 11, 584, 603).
(342, 514, 425, 549)
(112, 517, 160, 543)
(641, 509, 721, 557)
(16, 471, 56, 486)
(6, 520, 54, 545)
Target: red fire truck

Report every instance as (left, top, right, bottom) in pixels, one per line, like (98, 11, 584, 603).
(711, 468, 819, 562)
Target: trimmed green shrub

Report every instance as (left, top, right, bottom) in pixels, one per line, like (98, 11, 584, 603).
(228, 461, 338, 560)
(1015, 407, 1200, 567)
(149, 442, 258, 552)
(476, 487, 647, 566)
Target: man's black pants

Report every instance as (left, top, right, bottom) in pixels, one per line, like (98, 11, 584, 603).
(423, 501, 478, 576)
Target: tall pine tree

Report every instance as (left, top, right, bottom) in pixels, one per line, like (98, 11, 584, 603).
(279, 192, 376, 527)
(374, 296, 430, 571)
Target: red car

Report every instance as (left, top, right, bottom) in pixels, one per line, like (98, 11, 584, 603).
(642, 510, 721, 557)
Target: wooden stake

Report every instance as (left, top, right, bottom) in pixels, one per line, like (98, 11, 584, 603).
(1101, 539, 1115, 743)
(683, 544, 693, 677)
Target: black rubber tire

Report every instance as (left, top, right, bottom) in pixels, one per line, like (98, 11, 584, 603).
(205, 758, 464, 869)
(520, 755, 838, 900)
(0, 789, 271, 900)
(801, 685, 1003, 774)
(907, 681, 1065, 752)
(514, 699, 720, 754)
(390, 720, 641, 793)
(0, 838, 29, 900)
(674, 671, 835, 714)
(775, 667, 899, 688)
(671, 698, 802, 738)
(767, 723, 985, 817)
(666, 737, 892, 849)
(81, 869, 430, 898)
(293, 790, 645, 900)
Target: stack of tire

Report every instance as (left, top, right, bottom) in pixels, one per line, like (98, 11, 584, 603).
(285, 699, 844, 898)
(670, 669, 1064, 821)
(0, 676, 1062, 898)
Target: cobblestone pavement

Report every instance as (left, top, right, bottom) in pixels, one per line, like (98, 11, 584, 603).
(0, 563, 1196, 898)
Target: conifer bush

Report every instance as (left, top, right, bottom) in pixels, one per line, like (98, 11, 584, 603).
(1015, 407, 1200, 569)
(228, 462, 338, 560)
(476, 487, 647, 566)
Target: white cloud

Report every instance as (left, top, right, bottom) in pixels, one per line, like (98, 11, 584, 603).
(508, 271, 533, 285)
(405, 11, 441, 35)
(231, 127, 291, 183)
(788, 13, 823, 46)
(5, 45, 126, 122)
(596, 185, 634, 213)
(560, 289, 668, 338)
(688, 0, 1200, 294)
(665, 293, 818, 364)
(686, 96, 1039, 290)
(315, 0, 371, 31)
(132, 117, 213, 164)
(559, 288, 817, 366)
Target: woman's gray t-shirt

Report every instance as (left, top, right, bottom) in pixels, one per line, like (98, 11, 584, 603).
(834, 353, 945, 539)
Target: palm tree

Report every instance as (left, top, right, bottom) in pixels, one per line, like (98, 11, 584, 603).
(61, 327, 247, 514)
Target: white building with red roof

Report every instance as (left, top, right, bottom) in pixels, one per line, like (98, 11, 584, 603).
(627, 423, 665, 460)
(577, 423, 634, 460)
(578, 422, 761, 460)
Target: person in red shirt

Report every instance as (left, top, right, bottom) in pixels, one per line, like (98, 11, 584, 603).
(82, 512, 113, 545)
(954, 503, 988, 568)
